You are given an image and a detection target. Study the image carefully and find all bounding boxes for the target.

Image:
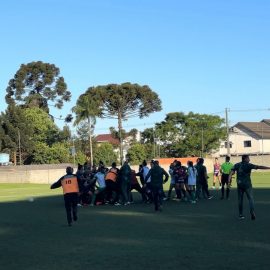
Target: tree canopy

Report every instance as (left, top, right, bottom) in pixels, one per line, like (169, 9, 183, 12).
(84, 82, 162, 163)
(5, 61, 71, 112)
(153, 112, 226, 157)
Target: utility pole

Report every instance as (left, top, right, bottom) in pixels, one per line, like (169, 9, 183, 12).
(18, 129, 22, 165)
(88, 117, 93, 167)
(201, 127, 204, 157)
(71, 136, 75, 167)
(225, 108, 231, 156)
(153, 129, 156, 158)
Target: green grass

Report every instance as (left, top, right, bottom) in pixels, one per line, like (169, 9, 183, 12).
(0, 173, 270, 270)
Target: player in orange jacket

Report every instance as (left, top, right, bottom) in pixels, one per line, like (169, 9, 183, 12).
(51, 166, 79, 226)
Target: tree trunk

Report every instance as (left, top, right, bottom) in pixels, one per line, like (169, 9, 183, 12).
(118, 113, 123, 165)
(88, 117, 93, 166)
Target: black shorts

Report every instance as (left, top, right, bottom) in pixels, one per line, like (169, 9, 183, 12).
(221, 174, 229, 185)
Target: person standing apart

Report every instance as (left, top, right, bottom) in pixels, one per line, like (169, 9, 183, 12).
(220, 156, 234, 200)
(212, 158, 221, 189)
(51, 166, 79, 226)
(229, 154, 270, 220)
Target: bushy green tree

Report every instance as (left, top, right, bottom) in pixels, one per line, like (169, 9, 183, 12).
(126, 144, 147, 165)
(93, 143, 118, 167)
(31, 142, 71, 164)
(74, 151, 87, 165)
(23, 107, 60, 145)
(0, 105, 34, 162)
(154, 112, 226, 157)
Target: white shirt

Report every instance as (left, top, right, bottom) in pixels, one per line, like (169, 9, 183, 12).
(188, 167, 197, 186)
(143, 166, 150, 183)
(94, 172, 106, 188)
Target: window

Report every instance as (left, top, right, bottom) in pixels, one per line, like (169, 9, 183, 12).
(244, 140, 252, 147)
(224, 142, 232, 148)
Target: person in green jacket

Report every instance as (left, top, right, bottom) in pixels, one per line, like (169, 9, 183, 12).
(229, 154, 270, 220)
(220, 156, 234, 200)
(145, 160, 169, 211)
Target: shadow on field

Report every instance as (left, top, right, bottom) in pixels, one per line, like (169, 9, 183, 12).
(0, 188, 270, 270)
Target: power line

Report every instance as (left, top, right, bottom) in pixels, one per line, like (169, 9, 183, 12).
(230, 108, 270, 112)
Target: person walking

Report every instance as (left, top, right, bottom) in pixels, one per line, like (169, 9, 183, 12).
(50, 166, 79, 226)
(228, 154, 270, 220)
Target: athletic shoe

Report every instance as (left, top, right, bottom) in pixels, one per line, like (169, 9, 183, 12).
(239, 215, 245, 220)
(191, 200, 196, 204)
(208, 196, 213, 200)
(114, 202, 121, 206)
(96, 202, 103, 205)
(251, 212, 256, 220)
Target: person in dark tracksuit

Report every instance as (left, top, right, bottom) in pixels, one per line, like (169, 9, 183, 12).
(228, 154, 270, 220)
(145, 160, 169, 211)
(50, 166, 79, 226)
(195, 158, 213, 200)
(119, 160, 132, 205)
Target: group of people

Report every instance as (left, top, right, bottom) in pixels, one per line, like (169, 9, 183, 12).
(51, 155, 270, 226)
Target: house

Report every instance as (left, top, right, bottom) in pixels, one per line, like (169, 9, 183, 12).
(95, 131, 141, 160)
(95, 134, 120, 146)
(216, 120, 270, 156)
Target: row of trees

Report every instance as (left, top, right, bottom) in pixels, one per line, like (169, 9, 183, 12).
(0, 61, 226, 165)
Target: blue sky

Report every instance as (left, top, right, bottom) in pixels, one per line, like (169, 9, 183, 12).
(1, 0, 269, 135)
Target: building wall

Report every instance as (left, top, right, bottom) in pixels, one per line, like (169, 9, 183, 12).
(0, 164, 74, 184)
(217, 127, 270, 156)
(1, 155, 270, 184)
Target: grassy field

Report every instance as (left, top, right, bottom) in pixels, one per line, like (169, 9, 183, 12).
(0, 172, 270, 270)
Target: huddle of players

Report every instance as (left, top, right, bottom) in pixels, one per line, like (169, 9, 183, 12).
(51, 155, 269, 225)
(75, 159, 214, 207)
(51, 158, 215, 226)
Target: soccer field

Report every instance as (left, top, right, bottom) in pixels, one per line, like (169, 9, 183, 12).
(0, 173, 270, 270)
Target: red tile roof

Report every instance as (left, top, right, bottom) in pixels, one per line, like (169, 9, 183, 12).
(95, 134, 120, 145)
